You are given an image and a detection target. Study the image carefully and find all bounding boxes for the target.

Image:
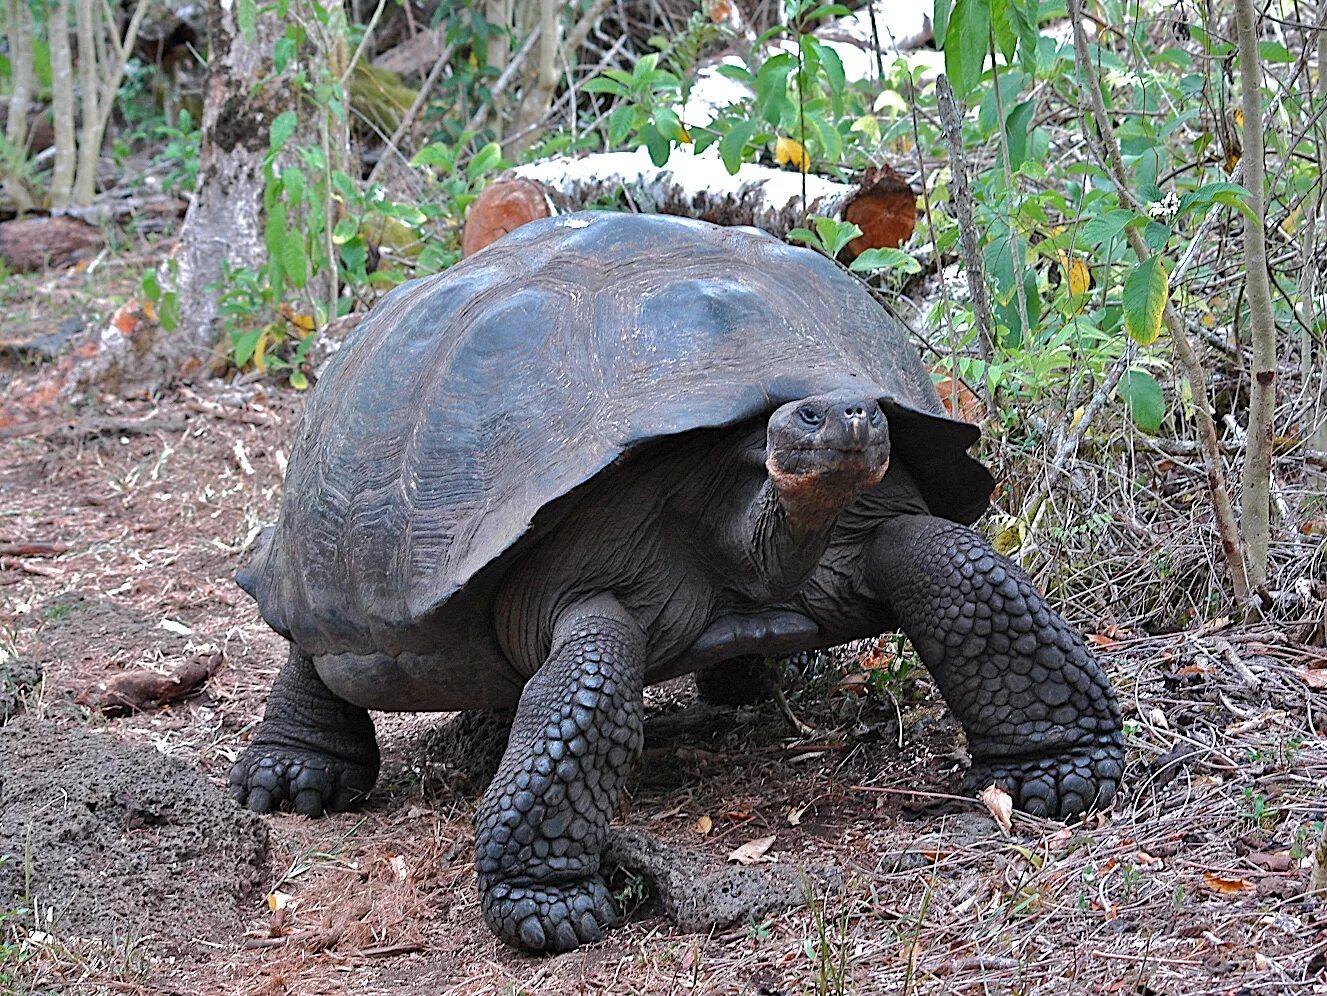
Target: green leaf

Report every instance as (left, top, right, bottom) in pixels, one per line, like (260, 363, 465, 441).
(607, 104, 636, 147)
(654, 106, 685, 143)
(582, 77, 628, 96)
(1117, 369, 1165, 433)
(933, 0, 953, 48)
(410, 143, 455, 169)
(849, 248, 922, 274)
(238, 0, 257, 42)
(809, 37, 845, 93)
(991, 0, 1017, 62)
(813, 215, 864, 257)
(233, 327, 263, 367)
(754, 53, 796, 126)
(1003, 99, 1035, 171)
(945, 0, 991, 100)
(158, 291, 179, 333)
(1081, 209, 1140, 249)
(283, 235, 308, 290)
(331, 218, 358, 245)
(466, 142, 503, 180)
(719, 119, 759, 174)
(786, 226, 820, 250)
(273, 36, 296, 74)
(140, 269, 161, 302)
(281, 166, 306, 208)
(339, 236, 367, 278)
(289, 369, 309, 390)
(1122, 256, 1169, 346)
(640, 122, 670, 167)
(269, 111, 298, 151)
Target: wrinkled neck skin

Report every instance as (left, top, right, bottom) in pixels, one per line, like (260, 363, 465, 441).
(710, 425, 873, 605)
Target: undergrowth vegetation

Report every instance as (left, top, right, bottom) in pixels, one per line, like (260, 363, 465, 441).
(2, 0, 1324, 626)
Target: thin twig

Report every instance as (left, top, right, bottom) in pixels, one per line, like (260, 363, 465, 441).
(365, 41, 456, 186)
(935, 75, 996, 370)
(1067, 0, 1251, 605)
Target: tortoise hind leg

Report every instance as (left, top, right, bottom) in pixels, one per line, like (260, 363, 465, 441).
(864, 514, 1124, 818)
(476, 594, 646, 953)
(230, 644, 380, 817)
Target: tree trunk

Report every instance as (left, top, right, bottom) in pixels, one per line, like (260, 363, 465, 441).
(463, 148, 916, 257)
(1234, 0, 1275, 600)
(160, 2, 288, 376)
(73, 0, 101, 206)
(2, 0, 36, 212)
(48, 0, 77, 208)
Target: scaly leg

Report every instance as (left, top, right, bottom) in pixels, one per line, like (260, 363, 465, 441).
(866, 515, 1123, 817)
(475, 595, 646, 953)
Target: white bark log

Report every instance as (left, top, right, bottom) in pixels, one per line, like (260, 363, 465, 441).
(512, 147, 855, 232)
(505, 146, 893, 244)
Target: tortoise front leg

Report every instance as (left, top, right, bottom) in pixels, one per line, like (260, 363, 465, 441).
(476, 595, 646, 953)
(865, 515, 1124, 818)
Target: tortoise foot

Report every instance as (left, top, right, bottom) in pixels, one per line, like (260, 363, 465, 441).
(965, 738, 1124, 819)
(481, 876, 618, 953)
(230, 740, 379, 817)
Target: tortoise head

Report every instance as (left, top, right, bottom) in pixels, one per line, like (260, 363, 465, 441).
(764, 391, 891, 530)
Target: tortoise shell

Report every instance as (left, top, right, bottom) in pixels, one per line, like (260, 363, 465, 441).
(239, 212, 993, 663)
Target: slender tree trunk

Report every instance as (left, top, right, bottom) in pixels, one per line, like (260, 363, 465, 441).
(482, 0, 515, 141)
(73, 0, 101, 206)
(1234, 0, 1275, 598)
(164, 2, 286, 371)
(2, 0, 36, 211)
(48, 0, 77, 208)
(506, 0, 559, 156)
(1068, 0, 1251, 603)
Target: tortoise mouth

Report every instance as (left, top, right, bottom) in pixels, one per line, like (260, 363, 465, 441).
(769, 439, 891, 471)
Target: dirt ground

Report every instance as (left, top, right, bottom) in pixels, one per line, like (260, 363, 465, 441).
(2, 369, 1327, 994)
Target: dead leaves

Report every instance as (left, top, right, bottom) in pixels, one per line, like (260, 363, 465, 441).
(980, 784, 1014, 833)
(1202, 872, 1255, 896)
(728, 834, 778, 865)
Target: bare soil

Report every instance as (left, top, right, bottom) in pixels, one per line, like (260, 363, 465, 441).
(2, 376, 1326, 995)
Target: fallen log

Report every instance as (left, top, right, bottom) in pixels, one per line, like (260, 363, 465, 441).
(76, 650, 222, 716)
(0, 215, 104, 271)
(463, 147, 915, 257)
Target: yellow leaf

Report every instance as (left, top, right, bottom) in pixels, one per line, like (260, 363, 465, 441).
(679, 127, 693, 145)
(693, 814, 713, 835)
(267, 890, 291, 911)
(279, 303, 316, 332)
(1067, 257, 1091, 296)
(775, 136, 810, 173)
(1069, 406, 1086, 432)
(253, 328, 270, 373)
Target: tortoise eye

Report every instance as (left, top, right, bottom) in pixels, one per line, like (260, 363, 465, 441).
(797, 407, 822, 427)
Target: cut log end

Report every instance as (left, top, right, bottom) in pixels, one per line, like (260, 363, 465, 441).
(461, 179, 554, 257)
(844, 164, 917, 259)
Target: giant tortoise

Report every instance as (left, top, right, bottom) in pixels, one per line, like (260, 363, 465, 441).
(232, 211, 1123, 953)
